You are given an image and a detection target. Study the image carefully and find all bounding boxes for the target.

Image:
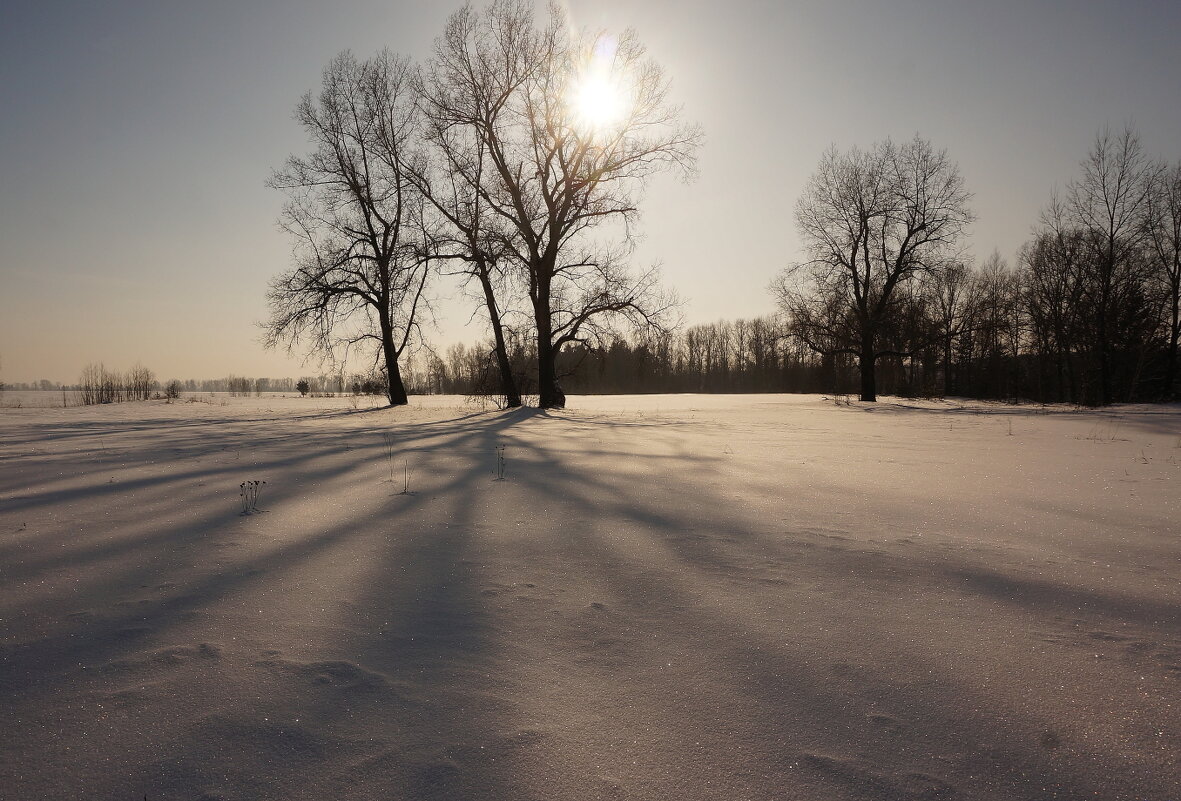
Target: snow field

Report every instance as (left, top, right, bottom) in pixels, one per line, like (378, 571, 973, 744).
(0, 394, 1178, 799)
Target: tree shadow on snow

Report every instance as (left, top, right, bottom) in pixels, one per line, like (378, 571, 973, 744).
(1, 403, 1178, 799)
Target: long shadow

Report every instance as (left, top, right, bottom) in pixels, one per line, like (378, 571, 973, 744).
(859, 398, 1181, 438)
(464, 416, 1180, 798)
(3, 402, 1179, 799)
(1, 403, 550, 799)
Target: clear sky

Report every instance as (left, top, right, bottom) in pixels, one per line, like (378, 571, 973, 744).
(2, 0, 1179, 384)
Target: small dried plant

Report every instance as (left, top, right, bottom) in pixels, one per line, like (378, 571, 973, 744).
(384, 433, 412, 494)
(1083, 421, 1124, 442)
(383, 433, 396, 482)
(494, 444, 506, 480)
(240, 480, 266, 514)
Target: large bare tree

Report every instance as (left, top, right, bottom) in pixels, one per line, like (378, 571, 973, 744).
(423, 0, 700, 408)
(777, 136, 973, 401)
(414, 51, 524, 407)
(265, 51, 429, 406)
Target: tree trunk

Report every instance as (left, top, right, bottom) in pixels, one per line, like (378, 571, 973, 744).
(381, 325, 409, 406)
(1166, 335, 1179, 401)
(537, 337, 565, 408)
(942, 335, 953, 397)
(386, 360, 409, 405)
(533, 272, 565, 409)
(535, 311, 565, 409)
(859, 333, 877, 402)
(821, 352, 835, 394)
(476, 261, 521, 408)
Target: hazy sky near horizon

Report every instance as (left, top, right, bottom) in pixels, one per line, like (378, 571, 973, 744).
(2, 0, 1179, 384)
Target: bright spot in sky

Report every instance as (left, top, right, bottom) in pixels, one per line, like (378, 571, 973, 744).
(572, 75, 626, 129)
(568, 36, 629, 135)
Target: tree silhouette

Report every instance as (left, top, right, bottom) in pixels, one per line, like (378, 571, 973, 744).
(778, 136, 973, 401)
(266, 51, 429, 406)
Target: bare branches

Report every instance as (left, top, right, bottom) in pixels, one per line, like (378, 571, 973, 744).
(265, 51, 429, 405)
(780, 136, 973, 400)
(264, 6, 698, 409)
(422, 1, 700, 407)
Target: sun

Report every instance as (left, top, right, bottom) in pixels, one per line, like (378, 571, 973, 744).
(567, 36, 630, 136)
(571, 72, 626, 131)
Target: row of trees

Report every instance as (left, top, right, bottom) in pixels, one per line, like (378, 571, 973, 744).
(221, 375, 353, 396)
(77, 363, 158, 405)
(1016, 132, 1180, 404)
(55, 372, 377, 402)
(411, 318, 823, 396)
(178, 376, 304, 394)
(776, 129, 1180, 404)
(265, 0, 699, 409)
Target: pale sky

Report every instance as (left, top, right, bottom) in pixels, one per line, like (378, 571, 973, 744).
(2, 0, 1179, 384)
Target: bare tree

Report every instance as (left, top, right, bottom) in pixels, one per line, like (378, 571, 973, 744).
(265, 51, 429, 406)
(415, 43, 524, 407)
(79, 362, 124, 405)
(425, 1, 700, 408)
(971, 252, 1024, 400)
(1019, 197, 1091, 402)
(1065, 127, 1153, 404)
(922, 260, 976, 396)
(1144, 161, 1181, 398)
(777, 136, 973, 401)
(126, 363, 156, 400)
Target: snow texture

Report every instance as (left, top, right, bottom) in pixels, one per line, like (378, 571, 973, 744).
(1, 392, 1178, 800)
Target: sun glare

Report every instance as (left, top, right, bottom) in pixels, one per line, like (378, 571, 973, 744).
(568, 36, 630, 136)
(572, 74, 626, 130)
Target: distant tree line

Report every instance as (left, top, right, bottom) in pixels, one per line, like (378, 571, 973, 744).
(10, 371, 394, 404)
(771, 128, 1180, 405)
(3, 379, 68, 392)
(408, 317, 823, 396)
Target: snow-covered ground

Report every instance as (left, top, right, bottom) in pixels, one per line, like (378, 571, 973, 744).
(1, 393, 1178, 800)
